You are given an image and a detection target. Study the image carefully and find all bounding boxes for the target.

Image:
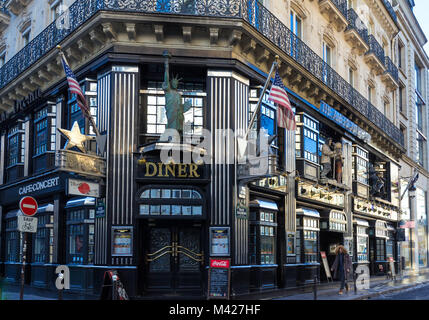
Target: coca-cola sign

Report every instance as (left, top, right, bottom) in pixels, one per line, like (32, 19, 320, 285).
(210, 259, 230, 268)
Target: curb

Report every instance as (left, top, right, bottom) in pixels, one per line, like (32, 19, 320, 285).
(350, 280, 429, 300)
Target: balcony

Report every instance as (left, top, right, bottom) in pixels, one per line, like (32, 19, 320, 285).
(381, 56, 399, 91)
(364, 35, 386, 75)
(319, 0, 349, 32)
(381, 0, 397, 22)
(5, 0, 32, 16)
(55, 149, 106, 178)
(345, 8, 369, 55)
(0, 0, 404, 148)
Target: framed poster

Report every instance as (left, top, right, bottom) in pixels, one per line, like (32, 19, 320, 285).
(210, 227, 230, 256)
(112, 227, 133, 256)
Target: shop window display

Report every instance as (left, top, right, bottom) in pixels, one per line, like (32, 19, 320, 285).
(66, 207, 95, 264)
(249, 209, 278, 265)
(5, 218, 21, 262)
(356, 226, 369, 262)
(296, 210, 320, 264)
(33, 213, 54, 263)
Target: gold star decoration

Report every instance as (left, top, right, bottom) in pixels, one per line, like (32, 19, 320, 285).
(58, 121, 94, 153)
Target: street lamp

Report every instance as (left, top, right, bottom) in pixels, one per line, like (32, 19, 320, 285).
(408, 185, 416, 200)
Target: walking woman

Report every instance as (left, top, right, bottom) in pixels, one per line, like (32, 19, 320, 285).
(331, 245, 352, 295)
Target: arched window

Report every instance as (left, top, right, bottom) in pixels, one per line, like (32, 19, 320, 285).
(138, 187, 204, 217)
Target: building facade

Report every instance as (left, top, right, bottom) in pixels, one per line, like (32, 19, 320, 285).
(0, 0, 426, 298)
(394, 0, 429, 272)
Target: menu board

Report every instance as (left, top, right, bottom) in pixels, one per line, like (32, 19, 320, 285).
(210, 227, 230, 256)
(112, 227, 133, 256)
(208, 258, 231, 300)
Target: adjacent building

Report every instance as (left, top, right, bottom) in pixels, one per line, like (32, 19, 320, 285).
(0, 0, 427, 298)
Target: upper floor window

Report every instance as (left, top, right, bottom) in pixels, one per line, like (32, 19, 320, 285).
(416, 133, 426, 167)
(50, 0, 64, 22)
(416, 95, 424, 131)
(323, 42, 332, 66)
(398, 41, 405, 70)
(21, 26, 31, 47)
(7, 122, 25, 167)
(399, 84, 405, 114)
(367, 85, 374, 104)
(34, 104, 56, 157)
(142, 81, 205, 137)
(415, 62, 422, 94)
(67, 80, 96, 134)
(0, 50, 5, 67)
(384, 102, 390, 120)
(290, 10, 302, 39)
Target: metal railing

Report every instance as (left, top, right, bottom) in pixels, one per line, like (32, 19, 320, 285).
(384, 55, 399, 83)
(326, 0, 348, 20)
(346, 8, 369, 45)
(367, 34, 386, 67)
(0, 0, 404, 147)
(382, 0, 397, 22)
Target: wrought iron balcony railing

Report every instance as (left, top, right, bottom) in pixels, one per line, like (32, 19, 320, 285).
(0, 0, 403, 147)
(367, 34, 386, 66)
(382, 0, 398, 22)
(384, 55, 399, 83)
(330, 0, 348, 20)
(346, 8, 369, 45)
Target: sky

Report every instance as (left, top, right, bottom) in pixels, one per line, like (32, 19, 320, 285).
(413, 0, 429, 55)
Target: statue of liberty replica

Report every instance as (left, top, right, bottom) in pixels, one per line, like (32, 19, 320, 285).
(162, 50, 192, 140)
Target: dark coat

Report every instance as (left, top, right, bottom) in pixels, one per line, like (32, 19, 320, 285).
(331, 253, 353, 280)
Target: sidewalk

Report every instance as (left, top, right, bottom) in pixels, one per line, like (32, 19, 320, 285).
(272, 269, 429, 300)
(0, 282, 99, 300)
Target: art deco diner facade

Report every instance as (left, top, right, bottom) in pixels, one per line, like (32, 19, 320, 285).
(0, 0, 428, 297)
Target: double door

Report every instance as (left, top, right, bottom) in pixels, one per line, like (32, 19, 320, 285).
(143, 223, 204, 295)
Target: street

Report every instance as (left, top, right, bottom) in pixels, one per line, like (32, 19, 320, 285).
(373, 283, 429, 300)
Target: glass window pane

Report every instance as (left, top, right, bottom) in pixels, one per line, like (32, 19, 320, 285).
(161, 205, 170, 215)
(150, 189, 160, 198)
(193, 206, 202, 215)
(150, 205, 160, 215)
(182, 206, 192, 215)
(161, 189, 171, 199)
(172, 205, 181, 215)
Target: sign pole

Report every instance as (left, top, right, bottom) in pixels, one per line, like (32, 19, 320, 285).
(19, 232, 28, 300)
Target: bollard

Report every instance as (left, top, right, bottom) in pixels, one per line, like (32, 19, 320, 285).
(313, 276, 317, 300)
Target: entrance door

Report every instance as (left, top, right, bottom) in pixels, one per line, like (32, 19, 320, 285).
(143, 223, 203, 295)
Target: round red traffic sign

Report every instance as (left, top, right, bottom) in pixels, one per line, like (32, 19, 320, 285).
(19, 196, 38, 216)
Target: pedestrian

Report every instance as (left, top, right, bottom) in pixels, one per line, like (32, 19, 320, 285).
(331, 245, 352, 295)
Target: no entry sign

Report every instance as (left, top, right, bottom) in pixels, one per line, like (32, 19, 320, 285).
(19, 196, 38, 216)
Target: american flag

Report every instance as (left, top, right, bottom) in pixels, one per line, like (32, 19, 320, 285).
(60, 54, 92, 119)
(268, 70, 296, 130)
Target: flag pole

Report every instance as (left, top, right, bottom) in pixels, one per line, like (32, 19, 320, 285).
(244, 56, 279, 140)
(56, 45, 101, 138)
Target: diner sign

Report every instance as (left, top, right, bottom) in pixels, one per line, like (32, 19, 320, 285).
(140, 161, 203, 179)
